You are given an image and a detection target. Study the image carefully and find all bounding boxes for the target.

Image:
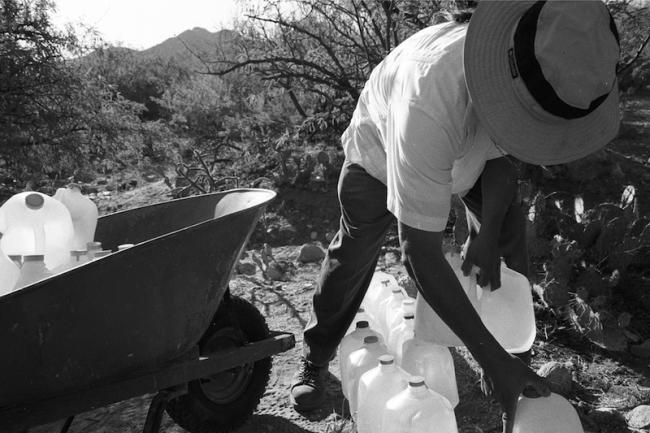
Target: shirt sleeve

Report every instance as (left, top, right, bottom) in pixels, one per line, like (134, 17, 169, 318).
(477, 124, 506, 160)
(385, 99, 455, 232)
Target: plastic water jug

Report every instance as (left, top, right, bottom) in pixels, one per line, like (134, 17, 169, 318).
(479, 269, 536, 353)
(401, 337, 459, 407)
(346, 307, 377, 336)
(513, 393, 584, 433)
(0, 192, 74, 270)
(346, 335, 389, 416)
(53, 250, 89, 274)
(380, 376, 458, 433)
(387, 314, 415, 363)
(340, 320, 384, 399)
(8, 255, 22, 267)
(86, 241, 103, 260)
(411, 404, 458, 433)
(378, 287, 405, 338)
(92, 250, 112, 260)
(14, 255, 52, 290)
(414, 252, 535, 353)
(54, 184, 98, 250)
(386, 298, 415, 343)
(0, 251, 20, 296)
(363, 272, 399, 324)
(357, 355, 408, 433)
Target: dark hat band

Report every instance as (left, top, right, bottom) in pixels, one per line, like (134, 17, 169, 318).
(512, 1, 619, 120)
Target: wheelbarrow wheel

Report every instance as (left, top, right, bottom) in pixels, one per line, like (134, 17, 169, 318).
(166, 295, 271, 433)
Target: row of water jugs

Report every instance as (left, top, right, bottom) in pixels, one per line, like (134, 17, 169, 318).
(340, 272, 459, 433)
(340, 264, 585, 433)
(0, 186, 126, 297)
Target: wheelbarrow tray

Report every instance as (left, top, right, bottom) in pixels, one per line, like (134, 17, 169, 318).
(0, 189, 276, 410)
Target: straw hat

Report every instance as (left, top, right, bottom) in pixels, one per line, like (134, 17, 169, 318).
(464, 0, 621, 165)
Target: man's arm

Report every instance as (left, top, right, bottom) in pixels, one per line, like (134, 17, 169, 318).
(399, 223, 548, 433)
(461, 156, 520, 289)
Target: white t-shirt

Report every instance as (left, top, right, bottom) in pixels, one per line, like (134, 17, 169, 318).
(341, 21, 504, 232)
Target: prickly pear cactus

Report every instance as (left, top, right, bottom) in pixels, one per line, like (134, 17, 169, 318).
(530, 186, 649, 352)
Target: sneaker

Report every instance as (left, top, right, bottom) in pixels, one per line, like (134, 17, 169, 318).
(289, 357, 327, 411)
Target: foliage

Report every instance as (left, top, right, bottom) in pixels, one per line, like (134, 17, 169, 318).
(157, 71, 300, 196)
(169, 0, 461, 192)
(608, 1, 650, 71)
(528, 185, 650, 351)
(206, 0, 451, 120)
(81, 47, 190, 120)
(0, 0, 167, 191)
(0, 0, 82, 149)
(607, 0, 650, 92)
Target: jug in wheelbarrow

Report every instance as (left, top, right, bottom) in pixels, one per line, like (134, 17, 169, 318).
(0, 192, 74, 270)
(0, 250, 20, 296)
(54, 184, 98, 250)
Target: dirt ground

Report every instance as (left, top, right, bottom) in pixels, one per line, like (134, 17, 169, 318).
(30, 248, 506, 433)
(29, 244, 650, 433)
(26, 94, 650, 433)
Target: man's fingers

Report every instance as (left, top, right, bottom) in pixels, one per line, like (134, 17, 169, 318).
(461, 256, 472, 276)
(527, 375, 551, 397)
(502, 411, 515, 433)
(502, 398, 519, 433)
(491, 261, 502, 291)
(477, 270, 486, 287)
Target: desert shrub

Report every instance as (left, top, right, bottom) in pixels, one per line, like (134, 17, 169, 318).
(527, 185, 649, 351)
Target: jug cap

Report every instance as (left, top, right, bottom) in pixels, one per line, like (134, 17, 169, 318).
(23, 254, 45, 262)
(402, 299, 415, 306)
(363, 335, 379, 344)
(25, 193, 44, 210)
(87, 241, 102, 250)
(408, 376, 426, 387)
(378, 354, 394, 365)
(356, 320, 369, 329)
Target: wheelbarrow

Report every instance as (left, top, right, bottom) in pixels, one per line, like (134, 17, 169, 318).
(0, 188, 295, 433)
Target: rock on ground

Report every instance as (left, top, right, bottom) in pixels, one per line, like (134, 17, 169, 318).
(537, 361, 573, 396)
(627, 405, 650, 429)
(297, 243, 326, 263)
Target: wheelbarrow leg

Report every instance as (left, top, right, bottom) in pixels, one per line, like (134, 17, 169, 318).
(59, 416, 75, 433)
(142, 385, 186, 433)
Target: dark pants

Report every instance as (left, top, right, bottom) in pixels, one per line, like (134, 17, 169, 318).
(302, 162, 527, 367)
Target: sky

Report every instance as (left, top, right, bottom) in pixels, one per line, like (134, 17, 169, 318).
(51, 0, 243, 50)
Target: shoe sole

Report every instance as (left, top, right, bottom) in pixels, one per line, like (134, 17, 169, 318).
(289, 391, 326, 412)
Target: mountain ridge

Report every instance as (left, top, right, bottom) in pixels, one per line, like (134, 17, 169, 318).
(141, 27, 239, 66)
(83, 27, 240, 70)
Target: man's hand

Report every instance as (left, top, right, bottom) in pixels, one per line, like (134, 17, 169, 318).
(480, 353, 551, 433)
(461, 229, 501, 290)
(459, 157, 522, 290)
(400, 222, 548, 432)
